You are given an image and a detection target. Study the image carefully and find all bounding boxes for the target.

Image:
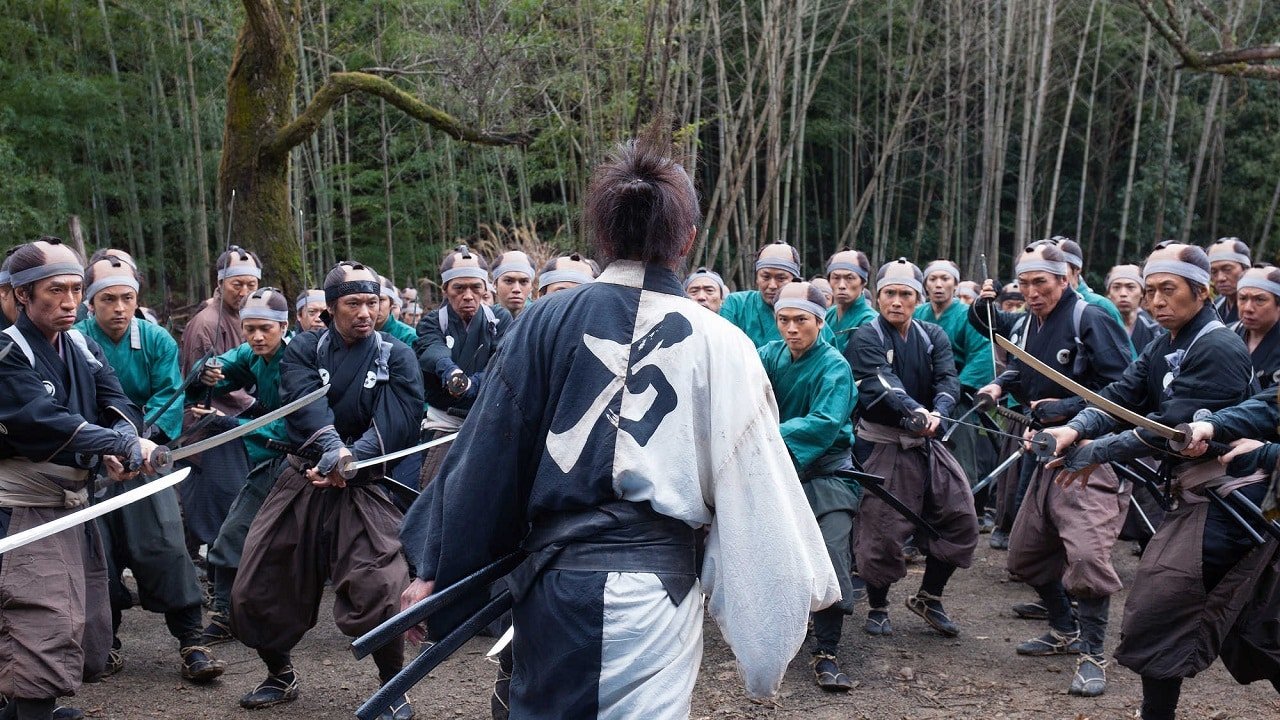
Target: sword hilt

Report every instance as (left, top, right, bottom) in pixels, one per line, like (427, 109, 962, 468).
(901, 412, 928, 434)
(336, 453, 358, 480)
(1168, 422, 1231, 455)
(198, 357, 224, 410)
(1030, 431, 1057, 461)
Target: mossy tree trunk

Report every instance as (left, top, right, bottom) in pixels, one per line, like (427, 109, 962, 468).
(218, 0, 527, 293)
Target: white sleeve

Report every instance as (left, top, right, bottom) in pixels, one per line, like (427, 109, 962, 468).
(699, 361, 841, 699)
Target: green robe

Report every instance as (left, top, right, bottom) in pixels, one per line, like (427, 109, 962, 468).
(914, 299, 994, 389)
(758, 339, 855, 471)
(721, 290, 835, 348)
(381, 315, 418, 346)
(74, 317, 184, 442)
(195, 342, 288, 466)
(825, 296, 878, 353)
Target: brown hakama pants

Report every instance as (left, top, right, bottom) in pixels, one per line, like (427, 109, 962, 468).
(0, 506, 111, 699)
(230, 464, 410, 654)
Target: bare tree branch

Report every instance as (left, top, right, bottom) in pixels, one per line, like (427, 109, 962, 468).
(264, 71, 530, 159)
(1129, 0, 1280, 82)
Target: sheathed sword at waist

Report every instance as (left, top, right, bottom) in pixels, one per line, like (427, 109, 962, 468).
(833, 468, 942, 539)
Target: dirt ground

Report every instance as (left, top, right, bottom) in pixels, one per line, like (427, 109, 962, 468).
(75, 540, 1279, 720)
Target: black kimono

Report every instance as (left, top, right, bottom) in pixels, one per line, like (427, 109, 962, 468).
(0, 315, 142, 699)
(230, 327, 423, 657)
(413, 303, 512, 487)
(1062, 304, 1265, 680)
(1238, 321, 1280, 391)
(845, 316, 978, 592)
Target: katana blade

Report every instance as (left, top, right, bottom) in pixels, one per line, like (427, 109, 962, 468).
(970, 449, 1024, 497)
(0, 467, 191, 555)
(486, 625, 514, 658)
(343, 432, 459, 475)
(833, 469, 942, 539)
(152, 385, 329, 471)
(993, 334, 1185, 442)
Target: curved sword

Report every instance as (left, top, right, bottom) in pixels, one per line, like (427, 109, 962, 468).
(150, 384, 330, 472)
(992, 333, 1187, 443)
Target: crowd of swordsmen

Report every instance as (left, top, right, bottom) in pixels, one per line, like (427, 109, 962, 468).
(0, 141, 1278, 720)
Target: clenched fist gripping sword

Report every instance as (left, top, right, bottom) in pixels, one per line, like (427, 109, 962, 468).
(0, 384, 329, 556)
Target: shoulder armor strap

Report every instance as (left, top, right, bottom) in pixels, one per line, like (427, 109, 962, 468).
(482, 303, 497, 329)
(2, 326, 34, 366)
(375, 339, 392, 382)
(65, 329, 102, 371)
(438, 306, 449, 335)
(1189, 319, 1225, 352)
(129, 319, 142, 350)
(912, 320, 934, 354)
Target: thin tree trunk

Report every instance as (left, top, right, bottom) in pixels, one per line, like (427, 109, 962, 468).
(1180, 75, 1225, 244)
(1118, 22, 1153, 261)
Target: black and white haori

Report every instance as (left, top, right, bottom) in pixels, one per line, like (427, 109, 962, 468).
(229, 262, 423, 718)
(1207, 237, 1251, 325)
(846, 259, 979, 640)
(974, 242, 1132, 697)
(0, 239, 159, 720)
(413, 246, 511, 488)
(401, 260, 839, 718)
(1043, 243, 1271, 720)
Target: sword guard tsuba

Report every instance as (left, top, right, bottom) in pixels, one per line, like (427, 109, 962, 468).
(151, 446, 174, 475)
(1168, 423, 1194, 452)
(1030, 431, 1057, 461)
(337, 453, 358, 480)
(902, 413, 928, 434)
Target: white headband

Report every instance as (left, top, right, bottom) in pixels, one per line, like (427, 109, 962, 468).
(491, 261, 536, 281)
(1016, 259, 1070, 277)
(442, 267, 489, 285)
(0, 270, 11, 286)
(1235, 276, 1280, 300)
(684, 269, 727, 293)
(538, 270, 594, 290)
(956, 285, 978, 300)
(85, 276, 140, 303)
(922, 262, 960, 283)
(296, 291, 326, 311)
(218, 265, 262, 281)
(774, 298, 826, 319)
(1143, 260, 1211, 288)
(240, 307, 289, 323)
(380, 286, 403, 308)
(1062, 252, 1084, 269)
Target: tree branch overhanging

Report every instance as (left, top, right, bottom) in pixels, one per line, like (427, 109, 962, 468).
(1129, 0, 1280, 82)
(265, 71, 531, 158)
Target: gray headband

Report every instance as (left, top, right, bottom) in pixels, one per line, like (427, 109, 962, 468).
(956, 285, 978, 300)
(922, 262, 960, 283)
(825, 261, 868, 281)
(756, 257, 801, 278)
(774, 298, 826, 319)
(491, 261, 536, 281)
(1207, 250, 1251, 266)
(1062, 253, 1084, 269)
(0, 270, 10, 287)
(1106, 268, 1143, 288)
(1235, 276, 1280, 300)
(9, 262, 84, 287)
(380, 286, 403, 308)
(442, 267, 489, 285)
(296, 291, 326, 311)
(1016, 259, 1070, 277)
(218, 265, 262, 281)
(1143, 260, 1211, 288)
(240, 307, 289, 323)
(879, 276, 923, 296)
(85, 276, 140, 303)
(684, 270, 727, 293)
(538, 270, 594, 290)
